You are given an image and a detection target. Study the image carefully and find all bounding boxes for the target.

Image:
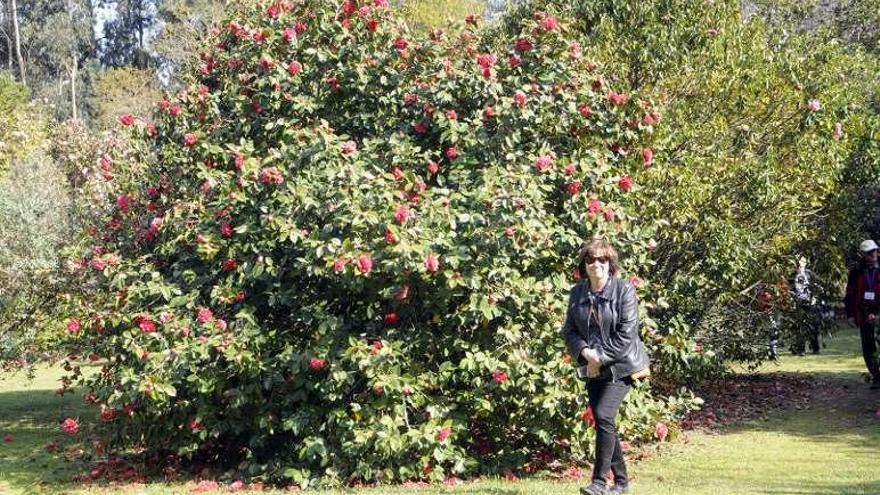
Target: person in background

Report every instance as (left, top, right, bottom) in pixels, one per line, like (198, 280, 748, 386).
(791, 255, 820, 355)
(562, 239, 650, 495)
(844, 239, 880, 389)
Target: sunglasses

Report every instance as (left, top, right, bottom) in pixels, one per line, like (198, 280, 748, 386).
(584, 255, 610, 264)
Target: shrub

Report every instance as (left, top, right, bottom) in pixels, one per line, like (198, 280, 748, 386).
(64, 0, 698, 487)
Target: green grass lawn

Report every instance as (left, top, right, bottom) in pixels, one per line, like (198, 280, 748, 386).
(0, 326, 878, 494)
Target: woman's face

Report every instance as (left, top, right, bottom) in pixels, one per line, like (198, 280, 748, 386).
(863, 249, 878, 264)
(585, 253, 610, 281)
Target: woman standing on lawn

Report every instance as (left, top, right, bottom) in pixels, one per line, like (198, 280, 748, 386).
(561, 238, 651, 495)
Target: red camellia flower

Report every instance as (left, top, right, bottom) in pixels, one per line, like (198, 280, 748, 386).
(514, 38, 533, 52)
(138, 318, 157, 333)
(220, 222, 233, 238)
(183, 133, 198, 147)
(196, 307, 214, 324)
(642, 147, 654, 167)
(90, 257, 106, 271)
(309, 357, 327, 370)
(630, 276, 642, 288)
(482, 106, 495, 120)
(569, 41, 583, 59)
(582, 406, 596, 427)
(259, 166, 284, 185)
(294, 20, 307, 34)
(385, 228, 398, 244)
(392, 167, 404, 180)
(394, 205, 410, 224)
(618, 176, 634, 192)
(413, 121, 429, 134)
(566, 180, 581, 196)
(534, 155, 553, 172)
(435, 426, 452, 442)
(643, 112, 660, 126)
(116, 193, 131, 213)
(118, 114, 135, 126)
(259, 56, 275, 71)
(564, 163, 577, 175)
(446, 146, 459, 161)
(366, 18, 379, 31)
(427, 161, 439, 174)
(222, 258, 238, 271)
(655, 422, 669, 441)
(286, 60, 301, 75)
(513, 90, 528, 108)
(606, 91, 628, 106)
(424, 254, 440, 273)
(445, 109, 457, 120)
(100, 406, 117, 422)
(541, 16, 559, 31)
(508, 55, 522, 68)
(578, 104, 592, 118)
(357, 254, 373, 274)
(190, 418, 203, 431)
(384, 312, 399, 326)
(394, 37, 408, 50)
(66, 319, 81, 333)
(61, 418, 79, 435)
(492, 369, 508, 384)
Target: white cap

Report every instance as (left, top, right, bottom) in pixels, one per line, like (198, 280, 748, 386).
(860, 239, 879, 253)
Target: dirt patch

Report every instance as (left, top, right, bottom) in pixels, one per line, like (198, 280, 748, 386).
(681, 372, 815, 430)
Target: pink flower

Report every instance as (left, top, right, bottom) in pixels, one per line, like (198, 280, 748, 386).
(220, 222, 233, 238)
(514, 38, 533, 52)
(630, 276, 642, 288)
(427, 161, 439, 174)
(374, 0, 388, 6)
(492, 369, 508, 384)
(341, 141, 357, 154)
(606, 91, 628, 106)
(436, 426, 452, 442)
(189, 418, 203, 431)
(357, 254, 373, 274)
(282, 27, 296, 42)
(295, 21, 307, 34)
(333, 257, 347, 273)
(642, 147, 654, 167)
(569, 41, 583, 59)
(394, 37, 408, 50)
(384, 312, 399, 325)
(309, 357, 327, 370)
(66, 319, 81, 333)
(287, 60, 301, 75)
(833, 122, 843, 140)
(259, 166, 284, 185)
(582, 406, 595, 427)
(655, 422, 669, 441)
(513, 90, 528, 108)
(229, 480, 246, 493)
(566, 180, 581, 196)
(807, 99, 821, 112)
(116, 194, 131, 213)
(61, 418, 79, 435)
(445, 109, 457, 120)
(508, 55, 522, 68)
(541, 16, 558, 31)
(446, 146, 459, 161)
(222, 258, 238, 271)
(618, 176, 634, 192)
(259, 56, 275, 71)
(138, 318, 157, 333)
(424, 254, 440, 273)
(392, 167, 404, 180)
(482, 106, 495, 119)
(643, 113, 660, 126)
(394, 205, 410, 224)
(505, 227, 515, 238)
(564, 163, 577, 175)
(183, 133, 198, 147)
(578, 104, 592, 117)
(534, 155, 553, 172)
(588, 199, 602, 215)
(159, 312, 173, 324)
(118, 114, 135, 126)
(476, 53, 497, 68)
(196, 307, 214, 324)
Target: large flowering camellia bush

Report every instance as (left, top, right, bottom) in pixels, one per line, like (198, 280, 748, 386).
(64, 0, 698, 486)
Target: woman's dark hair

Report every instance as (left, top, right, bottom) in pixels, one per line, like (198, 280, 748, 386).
(576, 238, 620, 279)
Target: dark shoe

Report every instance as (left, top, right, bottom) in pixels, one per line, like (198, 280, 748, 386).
(871, 379, 880, 390)
(580, 482, 608, 495)
(609, 482, 630, 494)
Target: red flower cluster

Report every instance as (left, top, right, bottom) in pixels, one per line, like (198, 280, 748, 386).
(259, 166, 284, 185)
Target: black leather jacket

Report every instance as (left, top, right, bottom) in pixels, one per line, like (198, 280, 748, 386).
(561, 277, 650, 381)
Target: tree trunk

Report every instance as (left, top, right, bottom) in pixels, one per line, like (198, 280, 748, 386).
(67, 0, 78, 120)
(10, 0, 25, 85)
(5, 0, 13, 70)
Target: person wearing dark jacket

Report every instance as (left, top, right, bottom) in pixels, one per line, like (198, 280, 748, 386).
(844, 239, 880, 389)
(561, 239, 650, 495)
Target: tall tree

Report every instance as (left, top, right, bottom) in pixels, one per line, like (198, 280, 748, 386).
(99, 0, 159, 68)
(151, 0, 227, 85)
(10, 0, 24, 85)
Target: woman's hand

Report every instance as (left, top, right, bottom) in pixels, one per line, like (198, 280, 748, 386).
(581, 347, 601, 365)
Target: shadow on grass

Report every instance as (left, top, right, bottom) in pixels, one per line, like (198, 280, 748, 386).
(761, 479, 880, 495)
(0, 388, 94, 494)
